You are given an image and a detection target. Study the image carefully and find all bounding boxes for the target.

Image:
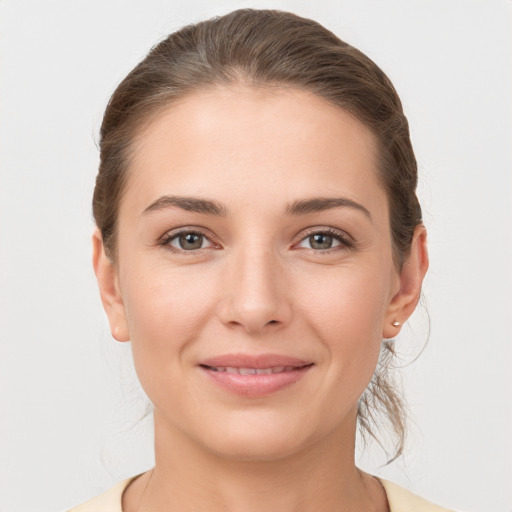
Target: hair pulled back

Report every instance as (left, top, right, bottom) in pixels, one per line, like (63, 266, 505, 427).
(93, 8, 423, 461)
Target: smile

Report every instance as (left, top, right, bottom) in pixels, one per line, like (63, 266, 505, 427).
(202, 365, 308, 375)
(198, 354, 314, 397)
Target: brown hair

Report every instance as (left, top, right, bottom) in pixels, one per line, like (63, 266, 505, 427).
(93, 8, 422, 461)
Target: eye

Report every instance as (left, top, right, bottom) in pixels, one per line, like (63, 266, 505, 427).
(296, 229, 352, 251)
(163, 230, 215, 251)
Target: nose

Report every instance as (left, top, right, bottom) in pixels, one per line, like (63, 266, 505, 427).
(217, 245, 292, 335)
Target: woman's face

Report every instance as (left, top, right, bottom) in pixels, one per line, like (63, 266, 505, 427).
(96, 85, 421, 460)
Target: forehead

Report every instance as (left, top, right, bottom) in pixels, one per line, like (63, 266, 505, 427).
(123, 85, 386, 218)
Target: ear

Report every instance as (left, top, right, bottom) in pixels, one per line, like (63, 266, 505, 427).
(92, 229, 130, 342)
(383, 225, 429, 339)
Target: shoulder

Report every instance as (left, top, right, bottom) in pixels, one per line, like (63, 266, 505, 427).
(379, 478, 457, 512)
(67, 476, 137, 512)
(68, 475, 458, 512)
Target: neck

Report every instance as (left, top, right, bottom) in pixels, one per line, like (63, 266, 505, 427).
(124, 408, 388, 512)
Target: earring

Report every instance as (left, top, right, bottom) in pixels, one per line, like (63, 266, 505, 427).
(392, 321, 401, 327)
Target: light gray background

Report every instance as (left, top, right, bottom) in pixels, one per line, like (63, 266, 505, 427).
(1, 1, 511, 511)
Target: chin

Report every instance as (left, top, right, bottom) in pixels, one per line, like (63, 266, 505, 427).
(189, 410, 327, 462)
(203, 431, 307, 462)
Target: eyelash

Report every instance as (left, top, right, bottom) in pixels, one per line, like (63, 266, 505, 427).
(297, 227, 354, 253)
(159, 228, 217, 254)
(159, 227, 354, 254)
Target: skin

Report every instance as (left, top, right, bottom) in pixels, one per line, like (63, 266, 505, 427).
(93, 85, 428, 512)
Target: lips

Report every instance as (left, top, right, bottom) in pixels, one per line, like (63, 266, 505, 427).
(205, 366, 300, 375)
(198, 353, 313, 397)
(200, 353, 311, 369)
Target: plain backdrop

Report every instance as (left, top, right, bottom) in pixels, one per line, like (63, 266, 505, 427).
(1, 1, 511, 511)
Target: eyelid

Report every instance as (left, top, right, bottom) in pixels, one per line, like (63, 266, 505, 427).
(158, 225, 355, 254)
(159, 226, 220, 253)
(293, 227, 355, 251)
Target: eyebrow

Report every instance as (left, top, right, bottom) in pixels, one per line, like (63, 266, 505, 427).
(142, 194, 371, 220)
(284, 197, 371, 219)
(142, 195, 228, 216)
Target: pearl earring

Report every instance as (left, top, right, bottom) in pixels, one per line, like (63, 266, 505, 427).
(392, 321, 401, 327)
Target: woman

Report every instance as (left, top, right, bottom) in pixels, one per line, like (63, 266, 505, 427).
(69, 8, 451, 511)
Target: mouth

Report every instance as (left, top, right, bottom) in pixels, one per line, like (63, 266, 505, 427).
(198, 354, 314, 397)
(200, 364, 312, 375)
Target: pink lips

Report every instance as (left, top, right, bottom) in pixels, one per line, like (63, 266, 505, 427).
(199, 353, 313, 397)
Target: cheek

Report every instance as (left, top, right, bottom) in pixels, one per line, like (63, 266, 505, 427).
(294, 262, 390, 388)
(120, 260, 219, 381)
(296, 259, 390, 335)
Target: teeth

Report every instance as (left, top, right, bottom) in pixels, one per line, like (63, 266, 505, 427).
(255, 368, 273, 375)
(209, 365, 301, 374)
(239, 367, 257, 375)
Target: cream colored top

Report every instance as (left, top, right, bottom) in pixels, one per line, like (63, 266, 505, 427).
(68, 475, 455, 512)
